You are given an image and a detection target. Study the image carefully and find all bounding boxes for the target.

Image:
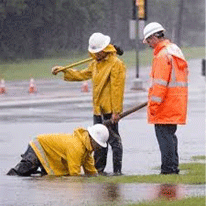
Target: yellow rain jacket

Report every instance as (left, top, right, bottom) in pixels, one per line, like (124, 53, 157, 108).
(63, 44, 126, 115)
(29, 128, 97, 176)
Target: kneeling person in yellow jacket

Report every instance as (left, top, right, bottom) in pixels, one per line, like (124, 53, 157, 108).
(7, 124, 109, 176)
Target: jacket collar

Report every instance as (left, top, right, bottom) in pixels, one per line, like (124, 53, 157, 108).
(74, 128, 93, 152)
(154, 39, 171, 56)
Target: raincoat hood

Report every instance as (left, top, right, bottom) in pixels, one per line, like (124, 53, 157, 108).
(154, 40, 188, 70)
(103, 44, 117, 53)
(166, 43, 188, 70)
(73, 128, 93, 152)
(89, 44, 117, 60)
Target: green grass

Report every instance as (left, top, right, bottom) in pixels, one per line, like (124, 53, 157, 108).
(0, 55, 89, 81)
(32, 156, 206, 206)
(86, 159, 205, 205)
(85, 163, 205, 185)
(0, 46, 204, 81)
(122, 46, 205, 68)
(128, 196, 205, 206)
(191, 156, 206, 161)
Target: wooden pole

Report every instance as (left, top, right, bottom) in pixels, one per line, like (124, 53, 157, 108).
(104, 101, 148, 126)
(56, 57, 93, 72)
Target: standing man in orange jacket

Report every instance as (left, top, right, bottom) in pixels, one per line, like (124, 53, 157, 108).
(143, 22, 188, 174)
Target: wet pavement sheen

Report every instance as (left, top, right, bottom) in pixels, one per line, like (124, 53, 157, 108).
(1, 176, 205, 206)
(0, 59, 205, 205)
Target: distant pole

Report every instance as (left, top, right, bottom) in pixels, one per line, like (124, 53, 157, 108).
(111, 0, 115, 41)
(202, 59, 206, 76)
(176, 0, 184, 46)
(132, 0, 139, 78)
(131, 0, 143, 90)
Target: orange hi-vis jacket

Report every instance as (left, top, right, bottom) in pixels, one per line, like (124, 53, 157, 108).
(148, 40, 188, 124)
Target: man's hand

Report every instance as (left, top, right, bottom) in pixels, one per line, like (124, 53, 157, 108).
(51, 66, 63, 75)
(111, 113, 120, 124)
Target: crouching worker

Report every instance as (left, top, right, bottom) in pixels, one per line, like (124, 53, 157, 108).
(7, 124, 109, 177)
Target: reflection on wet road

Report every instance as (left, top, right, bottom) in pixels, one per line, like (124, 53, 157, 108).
(2, 175, 205, 206)
(0, 106, 205, 205)
(0, 58, 205, 205)
(0, 117, 205, 205)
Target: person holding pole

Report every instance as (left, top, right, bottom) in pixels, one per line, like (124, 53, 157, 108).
(143, 22, 188, 174)
(52, 33, 126, 176)
(7, 124, 109, 176)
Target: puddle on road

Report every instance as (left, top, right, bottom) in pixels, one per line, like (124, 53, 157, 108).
(2, 175, 205, 206)
(1, 118, 205, 205)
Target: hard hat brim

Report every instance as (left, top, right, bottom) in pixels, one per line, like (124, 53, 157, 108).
(143, 28, 165, 43)
(87, 126, 107, 148)
(88, 36, 111, 53)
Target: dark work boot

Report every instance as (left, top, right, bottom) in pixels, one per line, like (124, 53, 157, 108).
(113, 172, 123, 176)
(14, 161, 36, 176)
(7, 161, 32, 176)
(7, 145, 42, 176)
(160, 169, 179, 175)
(7, 168, 19, 176)
(98, 171, 108, 176)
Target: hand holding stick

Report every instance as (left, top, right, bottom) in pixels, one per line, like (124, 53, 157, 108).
(104, 101, 148, 127)
(51, 58, 93, 75)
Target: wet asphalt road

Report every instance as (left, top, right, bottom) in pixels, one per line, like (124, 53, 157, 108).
(0, 59, 205, 205)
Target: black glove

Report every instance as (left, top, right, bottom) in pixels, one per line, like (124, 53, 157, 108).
(113, 45, 124, 56)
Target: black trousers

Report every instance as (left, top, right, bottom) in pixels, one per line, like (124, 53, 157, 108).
(93, 114, 123, 174)
(155, 124, 179, 174)
(7, 145, 47, 176)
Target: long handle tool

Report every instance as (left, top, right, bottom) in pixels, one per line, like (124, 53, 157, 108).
(56, 57, 93, 73)
(104, 101, 148, 126)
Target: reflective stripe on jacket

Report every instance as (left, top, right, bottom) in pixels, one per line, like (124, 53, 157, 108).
(63, 44, 126, 115)
(29, 128, 97, 176)
(148, 40, 188, 124)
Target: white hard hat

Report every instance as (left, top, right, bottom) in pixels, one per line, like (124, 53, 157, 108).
(87, 124, 109, 148)
(143, 22, 165, 42)
(88, 32, 111, 53)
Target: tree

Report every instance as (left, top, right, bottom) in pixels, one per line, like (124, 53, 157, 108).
(0, 0, 204, 60)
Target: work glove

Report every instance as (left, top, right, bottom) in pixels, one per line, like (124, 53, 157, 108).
(51, 66, 63, 75)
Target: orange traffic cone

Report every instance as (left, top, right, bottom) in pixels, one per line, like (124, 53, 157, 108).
(0, 79, 6, 94)
(81, 81, 89, 92)
(29, 78, 37, 94)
